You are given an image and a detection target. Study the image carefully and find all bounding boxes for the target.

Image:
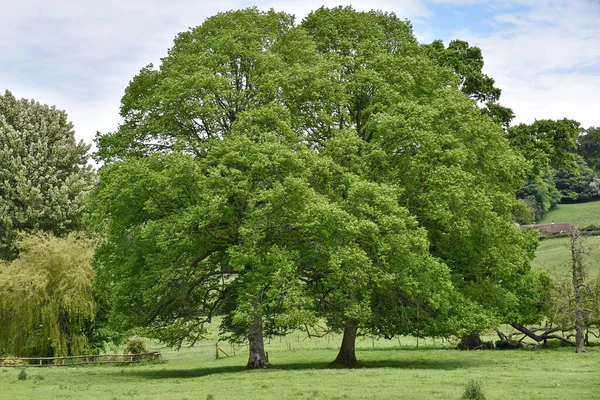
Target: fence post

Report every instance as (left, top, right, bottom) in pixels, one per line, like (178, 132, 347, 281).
(215, 343, 219, 359)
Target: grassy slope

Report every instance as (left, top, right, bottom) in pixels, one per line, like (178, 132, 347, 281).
(2, 344, 598, 400)
(533, 201, 600, 277)
(538, 200, 600, 227)
(533, 236, 600, 278)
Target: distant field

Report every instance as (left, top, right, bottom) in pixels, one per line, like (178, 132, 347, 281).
(532, 235, 600, 278)
(539, 200, 600, 227)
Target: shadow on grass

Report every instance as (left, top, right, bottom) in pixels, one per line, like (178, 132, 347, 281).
(123, 353, 490, 380)
(274, 357, 490, 371)
(123, 364, 248, 380)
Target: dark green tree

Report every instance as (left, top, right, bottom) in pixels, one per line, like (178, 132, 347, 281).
(577, 126, 600, 173)
(0, 91, 94, 260)
(507, 119, 580, 176)
(509, 119, 581, 221)
(422, 39, 514, 129)
(555, 155, 599, 203)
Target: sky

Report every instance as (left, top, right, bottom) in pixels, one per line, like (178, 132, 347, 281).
(1, 0, 599, 151)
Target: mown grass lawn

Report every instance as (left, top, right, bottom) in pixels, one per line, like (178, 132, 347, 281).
(2, 341, 598, 400)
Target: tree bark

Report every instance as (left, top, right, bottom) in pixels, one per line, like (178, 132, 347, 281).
(327, 322, 361, 368)
(509, 322, 575, 346)
(571, 228, 586, 353)
(457, 334, 485, 350)
(246, 314, 272, 369)
(494, 328, 520, 349)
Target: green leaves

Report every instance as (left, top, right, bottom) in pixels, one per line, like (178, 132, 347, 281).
(91, 6, 544, 347)
(0, 91, 94, 261)
(96, 8, 328, 163)
(0, 233, 95, 357)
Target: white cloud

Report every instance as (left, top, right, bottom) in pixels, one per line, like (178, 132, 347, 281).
(1, 0, 432, 150)
(0, 0, 247, 149)
(1, 0, 598, 155)
(447, 0, 600, 127)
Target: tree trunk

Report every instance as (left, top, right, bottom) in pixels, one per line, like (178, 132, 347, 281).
(457, 334, 484, 350)
(571, 228, 586, 353)
(327, 322, 361, 368)
(246, 314, 272, 369)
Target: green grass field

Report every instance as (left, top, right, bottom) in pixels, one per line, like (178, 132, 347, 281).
(533, 235, 600, 278)
(539, 200, 600, 227)
(532, 199, 600, 278)
(2, 341, 598, 400)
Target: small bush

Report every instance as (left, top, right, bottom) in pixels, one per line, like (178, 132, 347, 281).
(461, 380, 485, 400)
(2, 356, 23, 366)
(18, 369, 28, 381)
(124, 338, 147, 355)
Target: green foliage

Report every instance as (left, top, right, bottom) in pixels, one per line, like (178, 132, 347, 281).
(554, 155, 600, 203)
(0, 91, 94, 261)
(508, 119, 580, 177)
(577, 126, 600, 172)
(461, 380, 485, 400)
(516, 169, 561, 224)
(422, 39, 513, 129)
(95, 8, 330, 162)
(124, 338, 147, 355)
(304, 7, 538, 333)
(92, 6, 543, 352)
(0, 233, 95, 357)
(91, 7, 463, 349)
(510, 119, 582, 222)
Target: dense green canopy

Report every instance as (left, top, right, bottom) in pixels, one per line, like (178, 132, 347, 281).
(91, 6, 541, 367)
(301, 6, 538, 331)
(0, 91, 94, 260)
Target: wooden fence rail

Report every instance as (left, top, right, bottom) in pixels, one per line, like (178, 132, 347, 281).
(0, 352, 161, 367)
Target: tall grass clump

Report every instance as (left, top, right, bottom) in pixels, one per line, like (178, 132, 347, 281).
(461, 380, 485, 400)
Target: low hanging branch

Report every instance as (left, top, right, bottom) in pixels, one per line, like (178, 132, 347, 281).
(509, 322, 575, 346)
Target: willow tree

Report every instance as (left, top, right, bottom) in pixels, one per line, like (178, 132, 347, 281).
(0, 234, 95, 357)
(0, 91, 94, 261)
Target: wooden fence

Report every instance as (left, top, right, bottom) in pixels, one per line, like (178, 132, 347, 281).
(0, 352, 161, 367)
